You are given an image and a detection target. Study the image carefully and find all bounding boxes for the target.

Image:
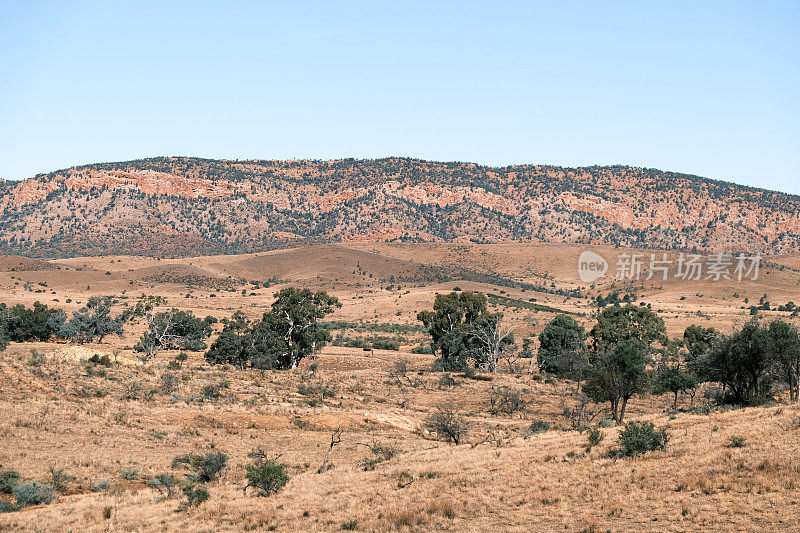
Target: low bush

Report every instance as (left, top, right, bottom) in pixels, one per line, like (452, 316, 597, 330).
(0, 470, 20, 494)
(245, 459, 289, 496)
(147, 473, 178, 497)
(173, 451, 228, 482)
(617, 421, 669, 457)
(526, 420, 551, 435)
(424, 406, 469, 444)
(341, 519, 359, 530)
(488, 385, 529, 415)
(586, 427, 605, 449)
(49, 467, 72, 493)
(13, 481, 55, 506)
(362, 441, 397, 471)
(119, 467, 139, 480)
(727, 435, 748, 448)
(0, 501, 20, 513)
(182, 482, 209, 507)
(90, 478, 111, 492)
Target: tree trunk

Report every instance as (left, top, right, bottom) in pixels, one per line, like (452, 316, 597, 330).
(618, 397, 628, 423)
(611, 398, 620, 423)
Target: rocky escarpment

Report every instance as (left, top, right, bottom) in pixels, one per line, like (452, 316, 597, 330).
(1, 157, 798, 257)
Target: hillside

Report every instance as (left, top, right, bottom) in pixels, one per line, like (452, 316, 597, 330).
(1, 243, 800, 531)
(1, 157, 799, 258)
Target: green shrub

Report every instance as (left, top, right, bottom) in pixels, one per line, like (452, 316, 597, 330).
(617, 421, 669, 457)
(13, 481, 55, 506)
(362, 441, 398, 471)
(424, 406, 469, 444)
(372, 338, 400, 351)
(0, 470, 20, 494)
(341, 519, 359, 530)
(147, 473, 178, 497)
(49, 467, 72, 493)
(586, 428, 605, 449)
(200, 381, 228, 400)
(90, 478, 111, 492)
(173, 451, 228, 482)
(182, 482, 209, 507)
(526, 420, 551, 435)
(119, 467, 139, 480)
(0, 501, 21, 513)
(88, 354, 112, 366)
(727, 435, 748, 448)
(410, 344, 432, 355)
(245, 459, 289, 496)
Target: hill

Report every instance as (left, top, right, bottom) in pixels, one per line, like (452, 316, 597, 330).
(1, 157, 799, 258)
(1, 243, 799, 530)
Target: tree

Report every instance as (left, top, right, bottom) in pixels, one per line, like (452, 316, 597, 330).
(766, 319, 800, 402)
(467, 315, 516, 372)
(2, 301, 62, 342)
(205, 311, 256, 368)
(135, 309, 212, 360)
(653, 363, 698, 409)
(59, 296, 123, 343)
(589, 304, 666, 357)
(583, 339, 650, 423)
(683, 325, 717, 362)
(205, 288, 340, 370)
(697, 320, 771, 403)
(264, 288, 340, 369)
(537, 314, 587, 377)
(418, 291, 499, 371)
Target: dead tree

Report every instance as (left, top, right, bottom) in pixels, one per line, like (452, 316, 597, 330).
(318, 427, 343, 473)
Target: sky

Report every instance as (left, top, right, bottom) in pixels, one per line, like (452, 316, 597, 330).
(1, 1, 798, 194)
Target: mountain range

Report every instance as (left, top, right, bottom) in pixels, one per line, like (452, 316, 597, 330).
(2, 156, 798, 258)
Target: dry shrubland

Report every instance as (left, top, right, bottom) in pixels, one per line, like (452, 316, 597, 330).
(1, 243, 800, 531)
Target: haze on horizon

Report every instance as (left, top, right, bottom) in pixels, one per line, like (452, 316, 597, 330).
(1, 1, 798, 194)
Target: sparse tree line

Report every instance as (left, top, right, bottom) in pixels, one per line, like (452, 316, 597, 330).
(0, 288, 340, 372)
(417, 291, 800, 423)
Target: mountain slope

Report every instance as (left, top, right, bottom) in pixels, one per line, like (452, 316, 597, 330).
(1, 156, 798, 257)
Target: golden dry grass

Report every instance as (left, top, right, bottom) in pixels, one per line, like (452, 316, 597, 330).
(1, 243, 800, 531)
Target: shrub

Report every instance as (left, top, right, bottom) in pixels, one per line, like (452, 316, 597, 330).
(160, 372, 179, 394)
(88, 354, 113, 367)
(341, 519, 359, 530)
(173, 451, 229, 482)
(0, 470, 20, 494)
(373, 338, 400, 351)
(727, 435, 748, 448)
(424, 406, 469, 444)
(200, 381, 227, 400)
(586, 428, 605, 449)
(147, 473, 178, 497)
(13, 481, 55, 506)
(49, 466, 72, 493)
(362, 441, 397, 471)
(245, 459, 289, 496)
(119, 467, 139, 480)
(526, 420, 551, 435)
(182, 482, 210, 507)
(617, 421, 669, 457)
(438, 373, 457, 388)
(410, 344, 432, 355)
(0, 500, 21, 513)
(90, 478, 111, 492)
(488, 385, 529, 415)
(393, 360, 408, 376)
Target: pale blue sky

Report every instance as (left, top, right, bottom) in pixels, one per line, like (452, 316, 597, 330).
(1, 1, 798, 193)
